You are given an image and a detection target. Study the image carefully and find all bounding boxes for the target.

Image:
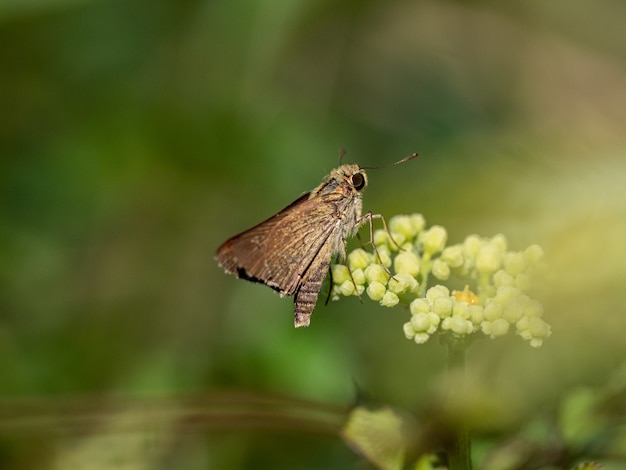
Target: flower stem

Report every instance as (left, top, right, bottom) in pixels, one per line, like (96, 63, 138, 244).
(445, 338, 472, 470)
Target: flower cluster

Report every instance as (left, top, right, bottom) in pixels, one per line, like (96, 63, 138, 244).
(331, 214, 550, 347)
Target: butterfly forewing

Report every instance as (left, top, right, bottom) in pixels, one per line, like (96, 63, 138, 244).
(215, 191, 345, 298)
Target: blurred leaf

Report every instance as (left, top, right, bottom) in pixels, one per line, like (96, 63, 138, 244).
(342, 405, 407, 470)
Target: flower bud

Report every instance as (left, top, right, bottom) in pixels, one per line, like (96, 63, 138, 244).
(364, 264, 390, 285)
(503, 252, 525, 277)
(413, 332, 431, 344)
(374, 229, 390, 247)
(393, 251, 420, 277)
(468, 305, 484, 325)
(502, 301, 524, 323)
(376, 245, 392, 268)
(411, 312, 432, 332)
(410, 213, 426, 232)
(388, 273, 418, 294)
(464, 235, 482, 257)
(432, 296, 453, 317)
(443, 316, 473, 335)
(481, 318, 510, 338)
(491, 234, 507, 253)
(403, 322, 415, 339)
(351, 268, 366, 286)
(432, 259, 450, 280)
(426, 285, 450, 303)
(524, 244, 544, 265)
(452, 301, 469, 319)
(338, 280, 356, 297)
(331, 264, 351, 285)
(441, 245, 464, 268)
(482, 301, 503, 321)
(389, 215, 417, 240)
(410, 298, 430, 315)
(380, 291, 399, 307)
(366, 281, 386, 301)
(494, 286, 521, 306)
(422, 226, 448, 254)
(476, 244, 502, 274)
(348, 248, 373, 270)
(493, 270, 514, 289)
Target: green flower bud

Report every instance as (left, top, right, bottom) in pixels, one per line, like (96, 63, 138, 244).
(481, 318, 510, 338)
(483, 301, 503, 321)
(432, 296, 453, 317)
(476, 244, 502, 274)
(331, 285, 341, 301)
(432, 259, 450, 280)
(400, 242, 414, 252)
(464, 235, 482, 258)
(410, 312, 439, 335)
(338, 280, 356, 297)
(502, 301, 524, 323)
(441, 245, 464, 268)
(516, 317, 551, 343)
(364, 264, 390, 285)
(366, 281, 387, 301)
(413, 333, 430, 344)
(410, 298, 430, 315)
(376, 245, 393, 268)
(524, 244, 544, 265)
(413, 332, 431, 344)
(468, 305, 484, 325)
(389, 215, 417, 240)
(332, 264, 352, 285)
(355, 284, 365, 296)
(410, 312, 433, 332)
(426, 285, 450, 303)
(491, 234, 507, 253)
(422, 225, 448, 254)
(348, 248, 373, 270)
(493, 269, 515, 289)
(394, 251, 420, 277)
(443, 316, 473, 335)
(503, 252, 526, 277)
(403, 322, 415, 340)
(380, 291, 399, 307)
(409, 214, 426, 233)
(388, 233, 407, 251)
(351, 268, 366, 286)
(388, 273, 418, 294)
(373, 229, 390, 247)
(494, 286, 521, 306)
(529, 338, 545, 348)
(452, 301, 469, 319)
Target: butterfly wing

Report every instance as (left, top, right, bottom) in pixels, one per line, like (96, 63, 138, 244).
(215, 192, 343, 297)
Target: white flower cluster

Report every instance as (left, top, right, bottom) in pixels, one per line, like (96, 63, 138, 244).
(331, 214, 550, 347)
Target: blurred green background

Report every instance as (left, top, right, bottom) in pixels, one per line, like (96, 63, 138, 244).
(1, 0, 625, 468)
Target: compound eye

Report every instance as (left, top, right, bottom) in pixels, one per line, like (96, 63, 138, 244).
(352, 172, 365, 190)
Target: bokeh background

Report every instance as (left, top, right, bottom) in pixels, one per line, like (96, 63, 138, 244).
(2, 0, 625, 468)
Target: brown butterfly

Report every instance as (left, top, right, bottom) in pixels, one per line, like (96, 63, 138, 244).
(215, 154, 418, 328)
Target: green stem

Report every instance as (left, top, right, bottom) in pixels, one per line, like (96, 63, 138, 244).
(418, 252, 432, 297)
(445, 338, 472, 470)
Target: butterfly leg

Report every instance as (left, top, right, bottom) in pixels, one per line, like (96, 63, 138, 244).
(359, 212, 396, 272)
(339, 236, 364, 304)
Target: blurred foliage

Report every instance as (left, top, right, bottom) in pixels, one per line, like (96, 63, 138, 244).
(1, 0, 625, 468)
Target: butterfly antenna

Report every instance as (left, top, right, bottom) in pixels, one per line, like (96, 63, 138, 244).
(361, 152, 419, 170)
(338, 147, 347, 165)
